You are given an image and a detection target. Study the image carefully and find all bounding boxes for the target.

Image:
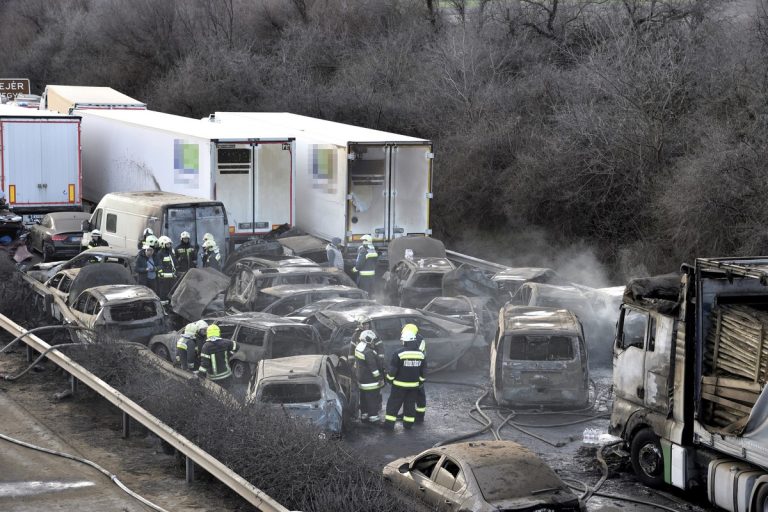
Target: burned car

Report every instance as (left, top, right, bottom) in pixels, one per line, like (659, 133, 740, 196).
(64, 285, 168, 344)
(491, 306, 589, 409)
(222, 253, 319, 276)
(384, 257, 456, 308)
(422, 296, 498, 343)
(509, 282, 595, 323)
(254, 284, 369, 316)
(246, 354, 358, 436)
(27, 211, 92, 262)
(225, 266, 356, 311)
(384, 441, 584, 511)
(304, 305, 483, 370)
(25, 247, 137, 283)
(148, 312, 322, 383)
(492, 267, 566, 298)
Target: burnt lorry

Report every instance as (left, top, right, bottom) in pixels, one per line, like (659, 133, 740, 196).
(490, 306, 590, 409)
(611, 258, 768, 512)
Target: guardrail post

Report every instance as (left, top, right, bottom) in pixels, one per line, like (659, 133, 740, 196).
(122, 412, 130, 439)
(26, 344, 34, 363)
(186, 456, 195, 483)
(70, 374, 78, 395)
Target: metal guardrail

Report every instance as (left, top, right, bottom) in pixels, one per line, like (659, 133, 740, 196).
(445, 249, 509, 273)
(0, 313, 288, 512)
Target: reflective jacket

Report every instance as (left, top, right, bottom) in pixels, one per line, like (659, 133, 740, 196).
(202, 249, 221, 271)
(198, 337, 237, 380)
(157, 248, 176, 279)
(387, 340, 426, 388)
(175, 334, 200, 371)
(354, 341, 384, 390)
(354, 245, 378, 277)
(174, 242, 198, 273)
(349, 327, 385, 370)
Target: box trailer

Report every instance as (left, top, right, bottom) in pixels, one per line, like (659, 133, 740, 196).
(78, 109, 294, 242)
(0, 105, 82, 218)
(213, 112, 433, 248)
(41, 85, 146, 115)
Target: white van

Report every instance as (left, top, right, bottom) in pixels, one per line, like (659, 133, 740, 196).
(81, 191, 230, 261)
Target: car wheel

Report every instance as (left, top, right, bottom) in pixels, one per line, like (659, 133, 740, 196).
(151, 343, 171, 362)
(630, 428, 665, 488)
(231, 360, 250, 383)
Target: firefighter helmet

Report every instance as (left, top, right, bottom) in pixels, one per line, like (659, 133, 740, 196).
(206, 324, 221, 338)
(401, 323, 418, 343)
(180, 231, 191, 240)
(360, 330, 376, 344)
(184, 323, 198, 336)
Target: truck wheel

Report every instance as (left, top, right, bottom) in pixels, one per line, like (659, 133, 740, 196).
(631, 429, 665, 488)
(752, 483, 768, 511)
(232, 360, 250, 383)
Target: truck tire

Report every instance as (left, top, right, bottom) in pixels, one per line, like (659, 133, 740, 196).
(751, 483, 768, 511)
(630, 428, 665, 488)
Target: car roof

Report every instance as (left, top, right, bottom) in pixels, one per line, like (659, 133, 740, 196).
(212, 311, 310, 329)
(521, 282, 586, 298)
(239, 255, 319, 267)
(76, 247, 136, 258)
(500, 306, 581, 334)
(260, 284, 362, 297)
(316, 304, 423, 325)
(259, 355, 326, 380)
(86, 285, 159, 304)
(248, 266, 337, 275)
(430, 441, 542, 469)
(399, 257, 454, 272)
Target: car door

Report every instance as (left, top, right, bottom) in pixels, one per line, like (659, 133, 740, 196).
(398, 453, 442, 500)
(613, 305, 650, 406)
(430, 457, 469, 511)
(324, 360, 345, 418)
(232, 325, 266, 380)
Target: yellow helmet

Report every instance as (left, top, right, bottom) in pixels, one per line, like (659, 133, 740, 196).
(206, 324, 221, 338)
(401, 323, 418, 342)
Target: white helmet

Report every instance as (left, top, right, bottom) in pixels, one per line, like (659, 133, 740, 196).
(158, 235, 172, 247)
(202, 239, 217, 250)
(361, 234, 373, 244)
(91, 229, 101, 237)
(355, 314, 371, 326)
(195, 320, 209, 332)
(145, 235, 158, 247)
(203, 232, 214, 242)
(360, 330, 376, 344)
(180, 231, 191, 240)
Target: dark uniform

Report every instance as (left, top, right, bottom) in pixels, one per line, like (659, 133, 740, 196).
(156, 247, 176, 300)
(174, 241, 198, 273)
(350, 326, 386, 370)
(354, 244, 378, 295)
(202, 247, 221, 271)
(88, 238, 109, 248)
(135, 248, 158, 292)
(175, 332, 200, 371)
(354, 339, 384, 422)
(198, 337, 238, 390)
(384, 339, 426, 430)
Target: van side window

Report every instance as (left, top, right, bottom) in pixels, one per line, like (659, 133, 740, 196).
(620, 308, 648, 350)
(92, 209, 103, 230)
(106, 213, 117, 233)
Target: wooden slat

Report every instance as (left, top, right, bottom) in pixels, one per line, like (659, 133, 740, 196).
(701, 384, 759, 405)
(701, 392, 754, 415)
(701, 375, 763, 393)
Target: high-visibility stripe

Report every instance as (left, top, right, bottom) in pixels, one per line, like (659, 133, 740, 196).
(201, 353, 211, 359)
(371, 370, 380, 377)
(415, 406, 427, 413)
(369, 415, 380, 421)
(177, 341, 187, 349)
(354, 351, 365, 360)
(198, 367, 207, 373)
(365, 253, 377, 259)
(359, 382, 382, 390)
(359, 271, 375, 276)
(419, 377, 426, 382)
(210, 370, 232, 380)
(385, 415, 397, 422)
(398, 351, 424, 360)
(403, 416, 415, 423)
(393, 380, 420, 388)
(386, 374, 395, 381)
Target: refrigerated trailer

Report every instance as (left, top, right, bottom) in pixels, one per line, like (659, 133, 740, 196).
(213, 112, 433, 248)
(77, 109, 294, 242)
(41, 85, 146, 115)
(0, 105, 81, 217)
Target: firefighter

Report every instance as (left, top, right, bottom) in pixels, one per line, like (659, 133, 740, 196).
(87, 229, 109, 248)
(135, 238, 158, 292)
(355, 330, 384, 423)
(137, 227, 155, 250)
(202, 239, 221, 271)
(176, 322, 201, 371)
(415, 328, 427, 424)
(384, 324, 426, 431)
(352, 234, 378, 295)
(156, 235, 176, 300)
(350, 314, 385, 370)
(326, 237, 344, 271)
(174, 231, 197, 274)
(197, 324, 238, 390)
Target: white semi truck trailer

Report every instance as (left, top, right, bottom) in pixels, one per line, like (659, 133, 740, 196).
(213, 112, 433, 250)
(40, 85, 146, 114)
(0, 105, 82, 219)
(78, 109, 295, 243)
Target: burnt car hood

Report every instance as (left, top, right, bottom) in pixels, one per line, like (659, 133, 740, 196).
(170, 268, 231, 321)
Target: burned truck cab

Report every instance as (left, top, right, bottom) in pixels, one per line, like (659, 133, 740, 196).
(491, 305, 590, 409)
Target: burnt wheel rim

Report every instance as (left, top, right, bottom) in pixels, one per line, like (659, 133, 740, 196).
(233, 362, 245, 379)
(638, 443, 662, 476)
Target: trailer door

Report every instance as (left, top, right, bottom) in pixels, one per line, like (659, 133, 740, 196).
(389, 144, 432, 238)
(216, 143, 254, 237)
(347, 144, 389, 239)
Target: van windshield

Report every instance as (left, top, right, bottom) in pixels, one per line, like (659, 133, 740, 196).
(165, 204, 228, 262)
(507, 335, 577, 361)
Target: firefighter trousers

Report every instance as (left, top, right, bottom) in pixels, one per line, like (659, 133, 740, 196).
(359, 388, 382, 421)
(385, 386, 418, 430)
(357, 275, 374, 295)
(416, 384, 426, 423)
